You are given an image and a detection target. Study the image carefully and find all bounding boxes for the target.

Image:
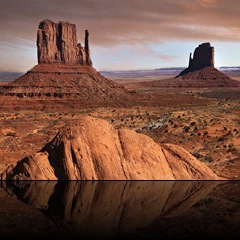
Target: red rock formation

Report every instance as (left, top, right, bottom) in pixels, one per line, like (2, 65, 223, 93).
(37, 19, 92, 66)
(1, 116, 222, 180)
(0, 20, 135, 104)
(178, 42, 214, 76)
(165, 42, 240, 87)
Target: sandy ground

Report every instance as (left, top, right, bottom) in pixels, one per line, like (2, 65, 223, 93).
(0, 73, 240, 179)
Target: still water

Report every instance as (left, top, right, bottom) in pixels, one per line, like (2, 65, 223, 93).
(0, 181, 240, 239)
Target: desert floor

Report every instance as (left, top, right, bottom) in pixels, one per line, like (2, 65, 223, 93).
(0, 73, 240, 179)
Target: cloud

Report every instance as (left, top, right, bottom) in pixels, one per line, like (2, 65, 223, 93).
(1, 0, 240, 46)
(1, 0, 240, 70)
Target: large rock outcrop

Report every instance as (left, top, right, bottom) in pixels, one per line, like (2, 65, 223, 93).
(37, 19, 92, 66)
(0, 20, 135, 105)
(1, 116, 221, 180)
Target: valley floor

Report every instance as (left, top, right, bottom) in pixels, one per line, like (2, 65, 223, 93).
(0, 77, 240, 179)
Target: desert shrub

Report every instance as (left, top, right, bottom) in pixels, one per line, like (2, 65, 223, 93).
(204, 156, 214, 162)
(192, 152, 204, 159)
(190, 122, 196, 126)
(7, 132, 16, 137)
(184, 126, 190, 132)
(228, 143, 234, 148)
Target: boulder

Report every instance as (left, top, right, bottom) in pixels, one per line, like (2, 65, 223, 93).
(1, 116, 222, 180)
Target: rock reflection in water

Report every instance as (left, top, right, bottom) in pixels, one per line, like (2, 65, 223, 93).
(1, 181, 239, 238)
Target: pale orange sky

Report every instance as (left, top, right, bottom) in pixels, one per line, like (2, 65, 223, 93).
(1, 0, 240, 71)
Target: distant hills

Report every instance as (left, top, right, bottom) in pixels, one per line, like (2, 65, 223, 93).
(1, 66, 240, 83)
(155, 66, 240, 72)
(219, 66, 240, 71)
(155, 67, 185, 71)
(0, 72, 24, 83)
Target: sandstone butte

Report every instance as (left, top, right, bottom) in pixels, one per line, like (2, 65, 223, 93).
(175, 42, 240, 86)
(143, 42, 240, 88)
(1, 116, 222, 180)
(0, 19, 135, 105)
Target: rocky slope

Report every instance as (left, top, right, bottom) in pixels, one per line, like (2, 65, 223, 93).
(1, 116, 221, 180)
(141, 66, 240, 88)
(0, 64, 134, 104)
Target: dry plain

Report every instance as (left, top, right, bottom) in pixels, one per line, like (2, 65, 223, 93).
(0, 70, 239, 179)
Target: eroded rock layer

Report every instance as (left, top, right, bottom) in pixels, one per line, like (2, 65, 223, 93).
(0, 64, 134, 105)
(1, 116, 221, 180)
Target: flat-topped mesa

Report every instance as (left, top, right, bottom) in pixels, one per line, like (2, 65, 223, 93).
(177, 42, 214, 76)
(37, 19, 92, 66)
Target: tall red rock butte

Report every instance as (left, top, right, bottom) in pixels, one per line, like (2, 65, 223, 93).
(0, 19, 135, 106)
(37, 19, 92, 66)
(174, 42, 240, 87)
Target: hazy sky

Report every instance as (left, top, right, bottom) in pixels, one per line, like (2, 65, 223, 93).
(1, 0, 240, 72)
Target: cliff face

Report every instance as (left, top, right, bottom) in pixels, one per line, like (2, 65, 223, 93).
(37, 19, 92, 66)
(1, 116, 221, 180)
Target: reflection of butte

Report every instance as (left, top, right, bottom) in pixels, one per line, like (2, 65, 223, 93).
(1, 181, 221, 237)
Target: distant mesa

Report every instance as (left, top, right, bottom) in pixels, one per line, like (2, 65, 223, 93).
(175, 42, 240, 87)
(142, 42, 240, 88)
(0, 19, 135, 105)
(1, 116, 221, 180)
